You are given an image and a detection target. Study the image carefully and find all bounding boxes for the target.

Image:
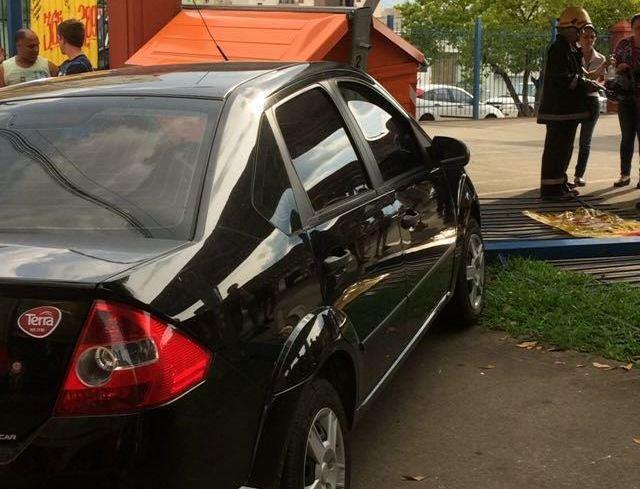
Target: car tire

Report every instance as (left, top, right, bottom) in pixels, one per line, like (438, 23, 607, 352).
(484, 114, 497, 119)
(281, 378, 351, 489)
(420, 113, 435, 121)
(444, 218, 485, 328)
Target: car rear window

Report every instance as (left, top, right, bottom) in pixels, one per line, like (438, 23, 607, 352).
(0, 96, 221, 239)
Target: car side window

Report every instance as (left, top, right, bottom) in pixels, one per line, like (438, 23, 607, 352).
(275, 87, 371, 213)
(432, 88, 451, 102)
(450, 89, 473, 105)
(338, 81, 424, 181)
(252, 116, 300, 233)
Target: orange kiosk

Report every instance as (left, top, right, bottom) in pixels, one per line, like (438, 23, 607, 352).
(107, 2, 424, 114)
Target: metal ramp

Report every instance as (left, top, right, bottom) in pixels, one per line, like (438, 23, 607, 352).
(480, 196, 638, 242)
(481, 196, 640, 286)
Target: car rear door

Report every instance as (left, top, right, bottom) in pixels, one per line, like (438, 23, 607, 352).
(270, 84, 408, 393)
(450, 88, 474, 118)
(334, 79, 458, 340)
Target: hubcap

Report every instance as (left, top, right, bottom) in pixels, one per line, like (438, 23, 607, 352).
(304, 407, 346, 489)
(465, 234, 485, 310)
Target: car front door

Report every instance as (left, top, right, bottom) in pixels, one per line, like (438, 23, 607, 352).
(335, 80, 458, 339)
(271, 85, 408, 393)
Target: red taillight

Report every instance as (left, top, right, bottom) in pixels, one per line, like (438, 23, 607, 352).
(54, 300, 212, 416)
(416, 88, 425, 98)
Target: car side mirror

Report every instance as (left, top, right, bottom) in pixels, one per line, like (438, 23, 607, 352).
(429, 136, 470, 167)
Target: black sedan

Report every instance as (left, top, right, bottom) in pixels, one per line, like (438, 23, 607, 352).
(0, 62, 484, 489)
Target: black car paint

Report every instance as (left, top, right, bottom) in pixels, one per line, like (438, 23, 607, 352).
(0, 62, 480, 489)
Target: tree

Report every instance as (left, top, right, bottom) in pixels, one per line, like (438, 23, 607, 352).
(398, 0, 636, 117)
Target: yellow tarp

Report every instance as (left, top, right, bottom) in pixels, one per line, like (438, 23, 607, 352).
(524, 207, 640, 238)
(30, 0, 98, 68)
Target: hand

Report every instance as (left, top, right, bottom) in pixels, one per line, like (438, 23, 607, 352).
(585, 79, 603, 93)
(617, 63, 631, 73)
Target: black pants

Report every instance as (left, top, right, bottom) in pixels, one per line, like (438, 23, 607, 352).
(618, 99, 640, 176)
(541, 121, 579, 195)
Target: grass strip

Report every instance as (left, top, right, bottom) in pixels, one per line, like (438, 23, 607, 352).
(483, 257, 640, 362)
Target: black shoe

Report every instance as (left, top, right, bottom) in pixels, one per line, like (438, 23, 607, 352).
(614, 176, 631, 187)
(566, 181, 578, 190)
(562, 183, 579, 196)
(541, 191, 576, 201)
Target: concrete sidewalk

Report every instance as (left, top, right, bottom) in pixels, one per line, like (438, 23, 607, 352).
(422, 116, 639, 211)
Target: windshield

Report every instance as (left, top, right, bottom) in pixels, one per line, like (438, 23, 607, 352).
(0, 96, 221, 239)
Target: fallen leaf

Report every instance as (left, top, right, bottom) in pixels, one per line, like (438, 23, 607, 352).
(554, 361, 566, 365)
(402, 475, 426, 482)
(480, 364, 497, 370)
(576, 364, 586, 368)
(500, 335, 509, 341)
(593, 362, 613, 369)
(633, 438, 640, 446)
(480, 372, 486, 376)
(547, 347, 566, 352)
(535, 346, 543, 350)
(517, 341, 538, 349)
(621, 363, 634, 372)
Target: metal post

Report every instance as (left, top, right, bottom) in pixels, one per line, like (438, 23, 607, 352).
(551, 18, 558, 43)
(473, 17, 483, 120)
(7, 0, 23, 57)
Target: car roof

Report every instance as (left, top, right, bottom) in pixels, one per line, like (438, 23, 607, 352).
(0, 61, 365, 102)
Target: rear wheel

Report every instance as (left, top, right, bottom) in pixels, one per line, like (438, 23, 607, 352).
(420, 113, 435, 121)
(281, 379, 350, 489)
(484, 114, 497, 119)
(444, 218, 485, 327)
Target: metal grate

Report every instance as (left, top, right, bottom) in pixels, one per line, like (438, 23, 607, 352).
(480, 196, 639, 242)
(549, 255, 640, 286)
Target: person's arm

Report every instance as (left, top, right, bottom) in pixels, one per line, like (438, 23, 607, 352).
(586, 56, 606, 80)
(614, 39, 631, 73)
(49, 61, 58, 77)
(0, 65, 6, 88)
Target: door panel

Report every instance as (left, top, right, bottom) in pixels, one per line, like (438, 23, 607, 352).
(307, 197, 407, 392)
(396, 168, 457, 335)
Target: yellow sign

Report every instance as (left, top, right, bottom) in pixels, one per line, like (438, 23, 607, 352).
(30, 0, 98, 68)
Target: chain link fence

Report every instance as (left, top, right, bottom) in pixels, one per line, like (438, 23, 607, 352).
(399, 20, 613, 121)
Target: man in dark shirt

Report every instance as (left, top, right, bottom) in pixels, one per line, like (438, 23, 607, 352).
(537, 7, 602, 200)
(57, 19, 93, 76)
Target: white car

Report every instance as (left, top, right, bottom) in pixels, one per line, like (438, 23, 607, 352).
(416, 85, 505, 121)
(486, 89, 607, 116)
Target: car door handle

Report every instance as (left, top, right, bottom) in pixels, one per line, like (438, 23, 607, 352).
(323, 249, 354, 273)
(401, 210, 421, 230)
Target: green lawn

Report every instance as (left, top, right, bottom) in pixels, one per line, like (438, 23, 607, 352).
(483, 258, 640, 362)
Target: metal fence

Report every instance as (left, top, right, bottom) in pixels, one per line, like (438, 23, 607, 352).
(400, 19, 613, 121)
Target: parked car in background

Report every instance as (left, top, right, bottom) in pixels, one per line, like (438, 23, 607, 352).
(416, 84, 505, 121)
(1, 62, 484, 489)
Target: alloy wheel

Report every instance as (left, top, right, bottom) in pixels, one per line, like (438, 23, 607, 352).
(304, 407, 346, 489)
(465, 234, 485, 310)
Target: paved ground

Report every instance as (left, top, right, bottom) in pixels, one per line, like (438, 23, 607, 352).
(352, 325, 640, 489)
(350, 116, 640, 488)
(420, 115, 639, 211)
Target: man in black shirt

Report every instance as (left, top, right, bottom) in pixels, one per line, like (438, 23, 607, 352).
(58, 19, 93, 76)
(537, 7, 602, 200)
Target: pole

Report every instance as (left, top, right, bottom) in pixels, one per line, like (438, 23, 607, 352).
(7, 0, 24, 57)
(473, 17, 483, 120)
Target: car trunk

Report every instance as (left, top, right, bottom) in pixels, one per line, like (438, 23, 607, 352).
(0, 237, 185, 463)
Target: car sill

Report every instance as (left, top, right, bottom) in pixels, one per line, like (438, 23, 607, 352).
(356, 291, 451, 414)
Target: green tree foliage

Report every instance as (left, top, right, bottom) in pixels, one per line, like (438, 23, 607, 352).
(398, 0, 636, 116)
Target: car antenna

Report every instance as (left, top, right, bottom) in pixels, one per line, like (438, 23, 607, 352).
(191, 0, 229, 61)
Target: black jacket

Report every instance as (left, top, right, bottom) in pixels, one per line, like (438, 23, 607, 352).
(537, 35, 591, 123)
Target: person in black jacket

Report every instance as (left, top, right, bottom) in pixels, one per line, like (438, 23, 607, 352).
(538, 7, 603, 200)
(57, 20, 93, 76)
